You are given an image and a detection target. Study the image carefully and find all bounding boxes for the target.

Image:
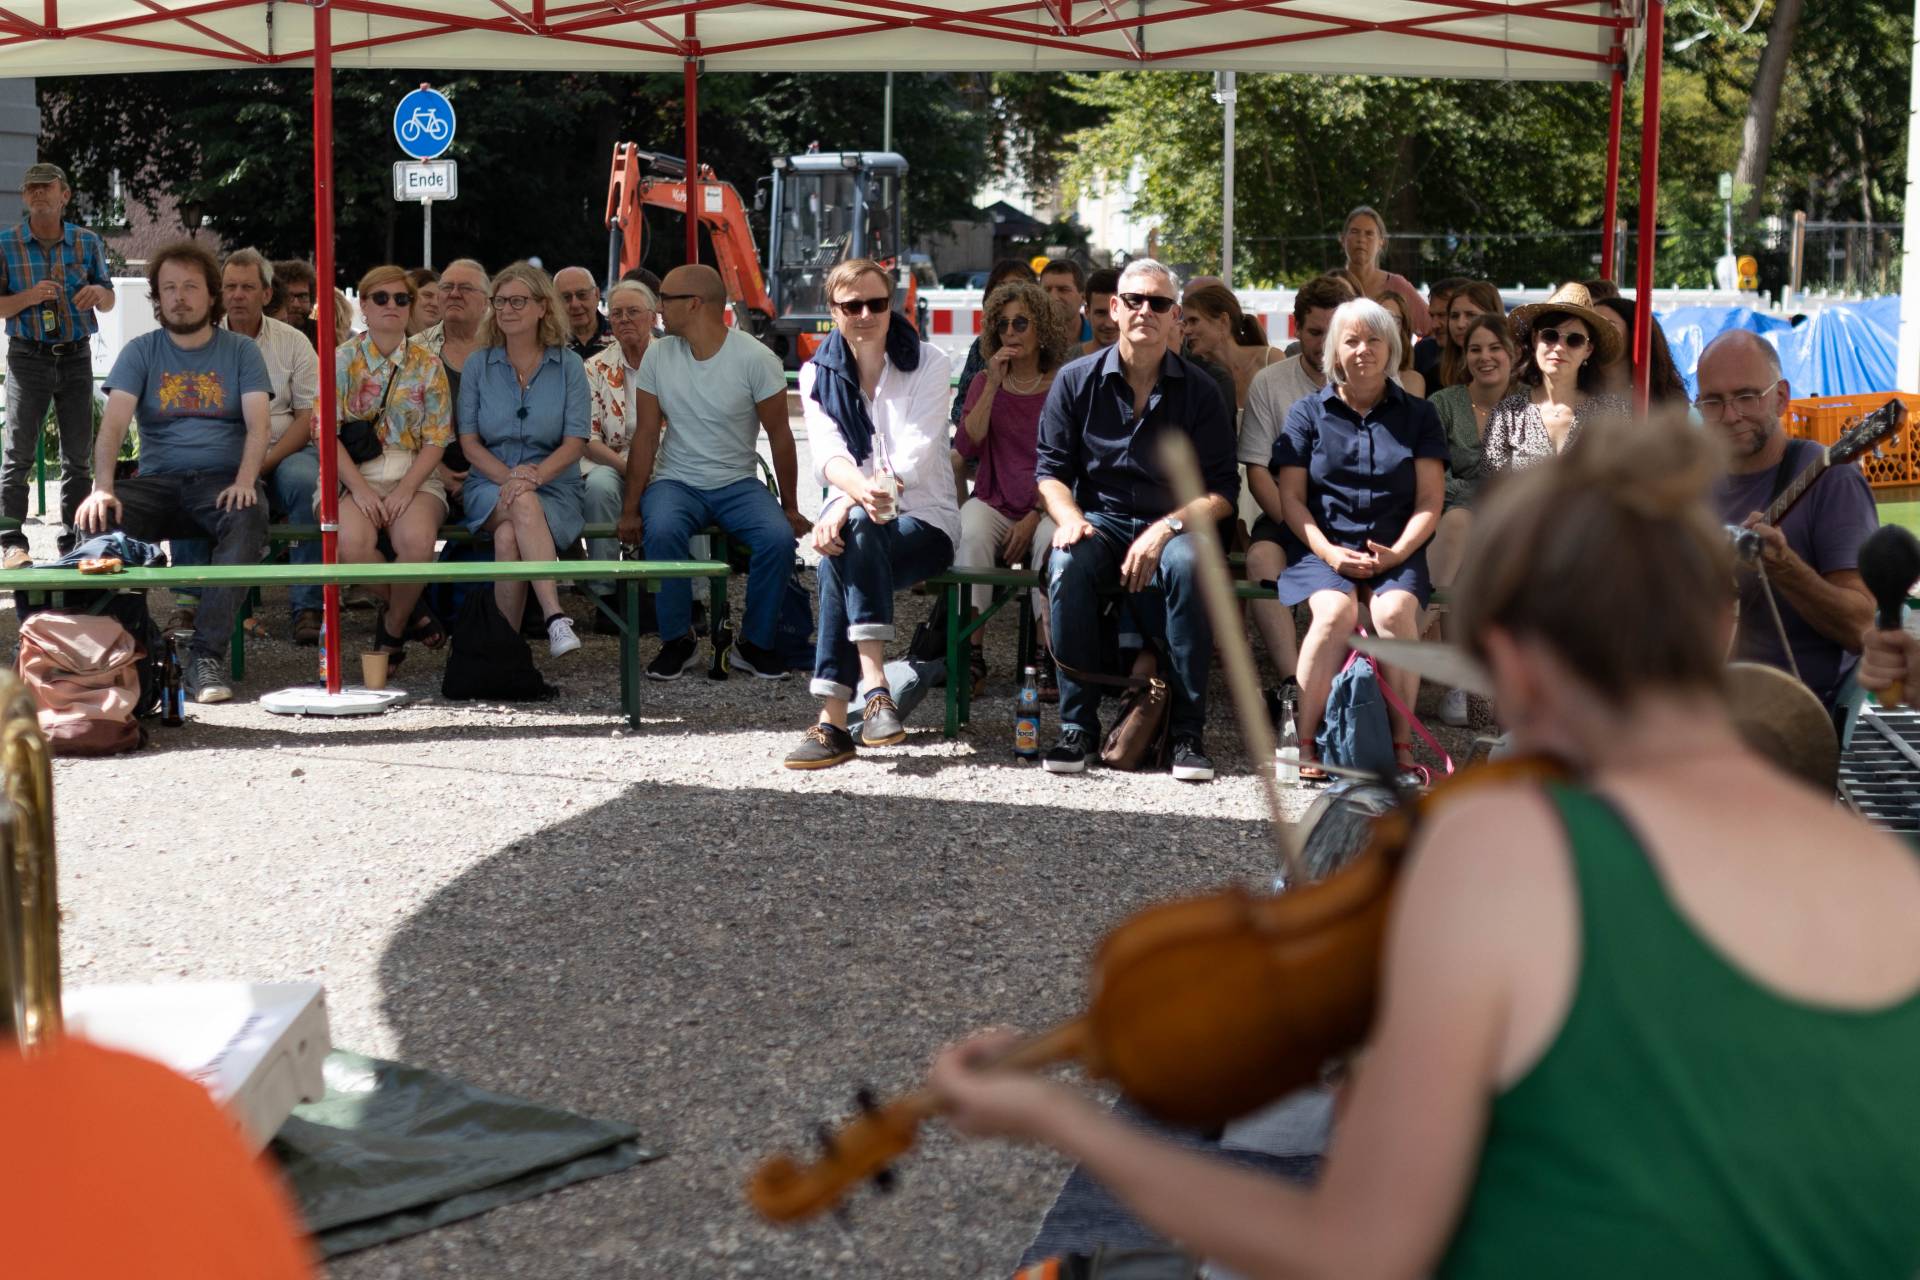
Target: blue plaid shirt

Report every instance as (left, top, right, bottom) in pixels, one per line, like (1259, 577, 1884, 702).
(0, 219, 111, 342)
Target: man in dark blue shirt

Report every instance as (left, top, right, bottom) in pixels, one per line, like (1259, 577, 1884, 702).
(1035, 258, 1239, 781)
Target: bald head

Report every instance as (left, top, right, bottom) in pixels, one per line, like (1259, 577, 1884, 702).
(1695, 328, 1788, 464)
(1698, 328, 1783, 387)
(657, 264, 729, 341)
(554, 266, 602, 344)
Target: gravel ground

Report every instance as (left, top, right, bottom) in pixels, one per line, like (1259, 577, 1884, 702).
(25, 430, 1487, 1280)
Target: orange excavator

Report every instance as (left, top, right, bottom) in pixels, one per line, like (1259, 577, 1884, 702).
(604, 142, 919, 366)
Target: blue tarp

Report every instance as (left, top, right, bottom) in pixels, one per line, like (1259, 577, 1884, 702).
(1661, 297, 1901, 399)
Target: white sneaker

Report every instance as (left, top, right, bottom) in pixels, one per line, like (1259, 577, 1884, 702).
(547, 616, 581, 657)
(1440, 686, 1470, 727)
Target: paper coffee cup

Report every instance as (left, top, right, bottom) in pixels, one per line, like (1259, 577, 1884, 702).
(361, 651, 390, 690)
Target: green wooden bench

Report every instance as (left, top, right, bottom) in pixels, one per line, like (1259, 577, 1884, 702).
(8, 558, 727, 728)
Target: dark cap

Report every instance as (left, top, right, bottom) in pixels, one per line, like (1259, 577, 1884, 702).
(22, 162, 66, 187)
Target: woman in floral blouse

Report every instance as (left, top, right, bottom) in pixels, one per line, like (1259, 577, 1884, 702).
(331, 263, 454, 665)
(581, 280, 656, 610)
(1482, 282, 1629, 475)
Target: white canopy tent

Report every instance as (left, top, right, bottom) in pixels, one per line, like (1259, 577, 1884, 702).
(3, 0, 1661, 696)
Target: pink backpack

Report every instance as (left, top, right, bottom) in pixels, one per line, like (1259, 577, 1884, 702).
(17, 613, 145, 756)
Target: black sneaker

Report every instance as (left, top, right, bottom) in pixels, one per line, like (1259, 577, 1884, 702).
(859, 690, 905, 746)
(183, 654, 232, 704)
(1043, 725, 1094, 774)
(784, 721, 857, 770)
(729, 637, 791, 680)
(646, 634, 701, 681)
(1171, 735, 1215, 783)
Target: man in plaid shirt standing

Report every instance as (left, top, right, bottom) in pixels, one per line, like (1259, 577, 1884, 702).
(0, 162, 115, 566)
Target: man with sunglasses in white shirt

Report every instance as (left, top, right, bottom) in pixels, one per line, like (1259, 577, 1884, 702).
(1034, 258, 1239, 781)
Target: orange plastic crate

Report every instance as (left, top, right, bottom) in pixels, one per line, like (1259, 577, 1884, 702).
(1786, 393, 1920, 488)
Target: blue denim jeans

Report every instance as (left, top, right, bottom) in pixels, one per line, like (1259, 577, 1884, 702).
(115, 469, 269, 660)
(172, 444, 321, 614)
(1047, 511, 1213, 741)
(641, 476, 795, 647)
(2, 341, 96, 550)
(810, 508, 953, 700)
(582, 461, 625, 597)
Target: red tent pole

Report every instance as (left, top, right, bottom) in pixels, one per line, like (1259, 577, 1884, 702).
(1632, 0, 1664, 414)
(684, 15, 699, 265)
(313, 1, 342, 694)
(1600, 58, 1624, 282)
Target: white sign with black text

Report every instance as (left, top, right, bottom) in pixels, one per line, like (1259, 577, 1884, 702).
(393, 161, 458, 202)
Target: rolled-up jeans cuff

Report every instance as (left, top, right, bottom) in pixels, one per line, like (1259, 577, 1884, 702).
(810, 678, 854, 700)
(847, 623, 895, 642)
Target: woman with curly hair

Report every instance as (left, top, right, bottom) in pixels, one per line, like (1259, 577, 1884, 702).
(953, 277, 1071, 692)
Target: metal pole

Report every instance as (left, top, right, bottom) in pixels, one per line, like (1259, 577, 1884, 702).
(1899, 0, 1920, 391)
(313, 0, 341, 694)
(1217, 70, 1236, 287)
(1633, 0, 1665, 414)
(1788, 208, 1807, 304)
(883, 72, 894, 152)
(422, 198, 432, 269)
(1600, 60, 1624, 281)
(684, 15, 700, 266)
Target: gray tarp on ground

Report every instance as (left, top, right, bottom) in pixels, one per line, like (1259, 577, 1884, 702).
(273, 1050, 662, 1258)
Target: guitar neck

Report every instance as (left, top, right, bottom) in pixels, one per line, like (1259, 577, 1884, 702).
(1763, 448, 1828, 527)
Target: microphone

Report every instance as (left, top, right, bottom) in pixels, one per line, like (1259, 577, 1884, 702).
(516, 407, 529, 420)
(1859, 524, 1920, 706)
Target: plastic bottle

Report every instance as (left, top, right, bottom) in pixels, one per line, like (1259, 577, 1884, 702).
(1276, 687, 1300, 784)
(317, 618, 329, 685)
(1014, 665, 1041, 760)
(162, 634, 184, 727)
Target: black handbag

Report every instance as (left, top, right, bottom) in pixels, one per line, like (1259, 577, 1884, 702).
(338, 364, 399, 465)
(441, 591, 557, 702)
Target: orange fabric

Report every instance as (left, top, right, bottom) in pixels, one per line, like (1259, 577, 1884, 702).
(0, 1037, 316, 1278)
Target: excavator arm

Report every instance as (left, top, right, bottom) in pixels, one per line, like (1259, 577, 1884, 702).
(603, 142, 776, 332)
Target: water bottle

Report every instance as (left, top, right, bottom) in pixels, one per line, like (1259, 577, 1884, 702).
(317, 618, 329, 685)
(1276, 687, 1300, 784)
(1014, 665, 1041, 760)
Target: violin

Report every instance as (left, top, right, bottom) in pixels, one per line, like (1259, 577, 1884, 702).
(745, 756, 1566, 1225)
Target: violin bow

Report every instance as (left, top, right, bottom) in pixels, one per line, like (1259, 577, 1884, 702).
(1156, 432, 1308, 887)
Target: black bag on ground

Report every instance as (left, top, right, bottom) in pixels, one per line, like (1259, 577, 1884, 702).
(441, 590, 557, 702)
(774, 561, 815, 672)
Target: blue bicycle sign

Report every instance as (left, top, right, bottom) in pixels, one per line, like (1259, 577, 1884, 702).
(393, 86, 456, 161)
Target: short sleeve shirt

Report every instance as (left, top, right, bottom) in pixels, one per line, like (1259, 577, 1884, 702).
(336, 332, 453, 452)
(1713, 437, 1880, 705)
(0, 219, 111, 342)
(105, 328, 269, 475)
(1273, 381, 1449, 550)
(636, 329, 786, 491)
(1240, 354, 1322, 468)
(226, 315, 319, 445)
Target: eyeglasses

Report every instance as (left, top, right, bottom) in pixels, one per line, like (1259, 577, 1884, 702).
(608, 307, 653, 322)
(440, 282, 482, 296)
(559, 290, 599, 304)
(994, 315, 1031, 335)
(491, 294, 538, 311)
(1693, 390, 1771, 419)
(365, 290, 412, 309)
(1535, 327, 1589, 350)
(655, 292, 700, 305)
(832, 296, 891, 316)
(1118, 292, 1175, 314)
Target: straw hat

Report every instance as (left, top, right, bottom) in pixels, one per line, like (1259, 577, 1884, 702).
(1508, 282, 1622, 366)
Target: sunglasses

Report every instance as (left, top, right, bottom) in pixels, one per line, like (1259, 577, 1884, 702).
(491, 294, 538, 311)
(1118, 292, 1175, 314)
(655, 292, 700, 304)
(365, 290, 412, 309)
(1536, 327, 1590, 350)
(832, 296, 891, 316)
(994, 315, 1031, 335)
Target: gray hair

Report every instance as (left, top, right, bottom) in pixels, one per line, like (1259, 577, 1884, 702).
(607, 279, 658, 311)
(1322, 298, 1404, 385)
(223, 247, 272, 289)
(1117, 257, 1178, 297)
(441, 257, 488, 283)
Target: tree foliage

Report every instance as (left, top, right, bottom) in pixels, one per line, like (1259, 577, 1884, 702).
(39, 69, 994, 285)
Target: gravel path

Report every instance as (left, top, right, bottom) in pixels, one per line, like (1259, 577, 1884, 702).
(25, 436, 1486, 1279)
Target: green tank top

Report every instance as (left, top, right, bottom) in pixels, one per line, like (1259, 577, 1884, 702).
(1438, 784, 1920, 1278)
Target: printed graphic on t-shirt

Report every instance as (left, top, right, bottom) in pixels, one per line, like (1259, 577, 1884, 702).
(157, 371, 228, 414)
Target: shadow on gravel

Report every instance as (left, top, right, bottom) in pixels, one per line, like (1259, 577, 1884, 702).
(139, 717, 664, 755)
(364, 780, 1276, 1277)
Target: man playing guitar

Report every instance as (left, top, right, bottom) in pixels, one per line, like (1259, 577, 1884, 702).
(1700, 330, 1876, 729)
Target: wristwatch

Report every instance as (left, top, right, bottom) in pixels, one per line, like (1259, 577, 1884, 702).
(1162, 516, 1185, 536)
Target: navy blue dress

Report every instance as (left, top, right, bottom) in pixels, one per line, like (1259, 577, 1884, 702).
(1272, 380, 1449, 607)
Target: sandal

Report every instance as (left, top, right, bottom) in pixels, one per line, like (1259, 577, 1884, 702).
(1393, 741, 1431, 790)
(405, 600, 446, 650)
(1296, 749, 1330, 784)
(371, 609, 408, 672)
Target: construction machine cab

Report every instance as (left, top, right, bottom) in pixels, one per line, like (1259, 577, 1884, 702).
(767, 151, 912, 357)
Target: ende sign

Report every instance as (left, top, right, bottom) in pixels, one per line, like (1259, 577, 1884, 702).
(393, 161, 458, 202)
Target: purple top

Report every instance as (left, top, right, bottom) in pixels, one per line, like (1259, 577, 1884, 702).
(956, 372, 1046, 521)
(1712, 436, 1878, 707)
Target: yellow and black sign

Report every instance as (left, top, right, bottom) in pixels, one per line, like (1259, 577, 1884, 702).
(1737, 255, 1759, 291)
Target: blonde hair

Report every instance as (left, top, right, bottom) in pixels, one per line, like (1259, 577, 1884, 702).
(1373, 291, 1417, 372)
(824, 257, 893, 307)
(1456, 416, 1733, 707)
(1321, 298, 1402, 385)
(356, 263, 409, 297)
(331, 288, 354, 344)
(483, 260, 568, 349)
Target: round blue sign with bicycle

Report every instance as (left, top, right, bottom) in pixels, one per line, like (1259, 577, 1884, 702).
(393, 87, 455, 160)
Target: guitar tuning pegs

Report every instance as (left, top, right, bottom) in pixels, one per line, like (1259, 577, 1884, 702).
(815, 1123, 840, 1157)
(854, 1086, 879, 1114)
(872, 1167, 897, 1194)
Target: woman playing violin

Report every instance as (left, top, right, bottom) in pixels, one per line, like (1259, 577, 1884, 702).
(933, 419, 1920, 1277)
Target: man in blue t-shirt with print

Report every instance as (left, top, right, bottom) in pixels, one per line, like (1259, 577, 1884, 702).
(76, 241, 271, 705)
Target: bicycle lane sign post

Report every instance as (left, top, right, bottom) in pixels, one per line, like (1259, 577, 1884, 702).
(394, 84, 455, 266)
